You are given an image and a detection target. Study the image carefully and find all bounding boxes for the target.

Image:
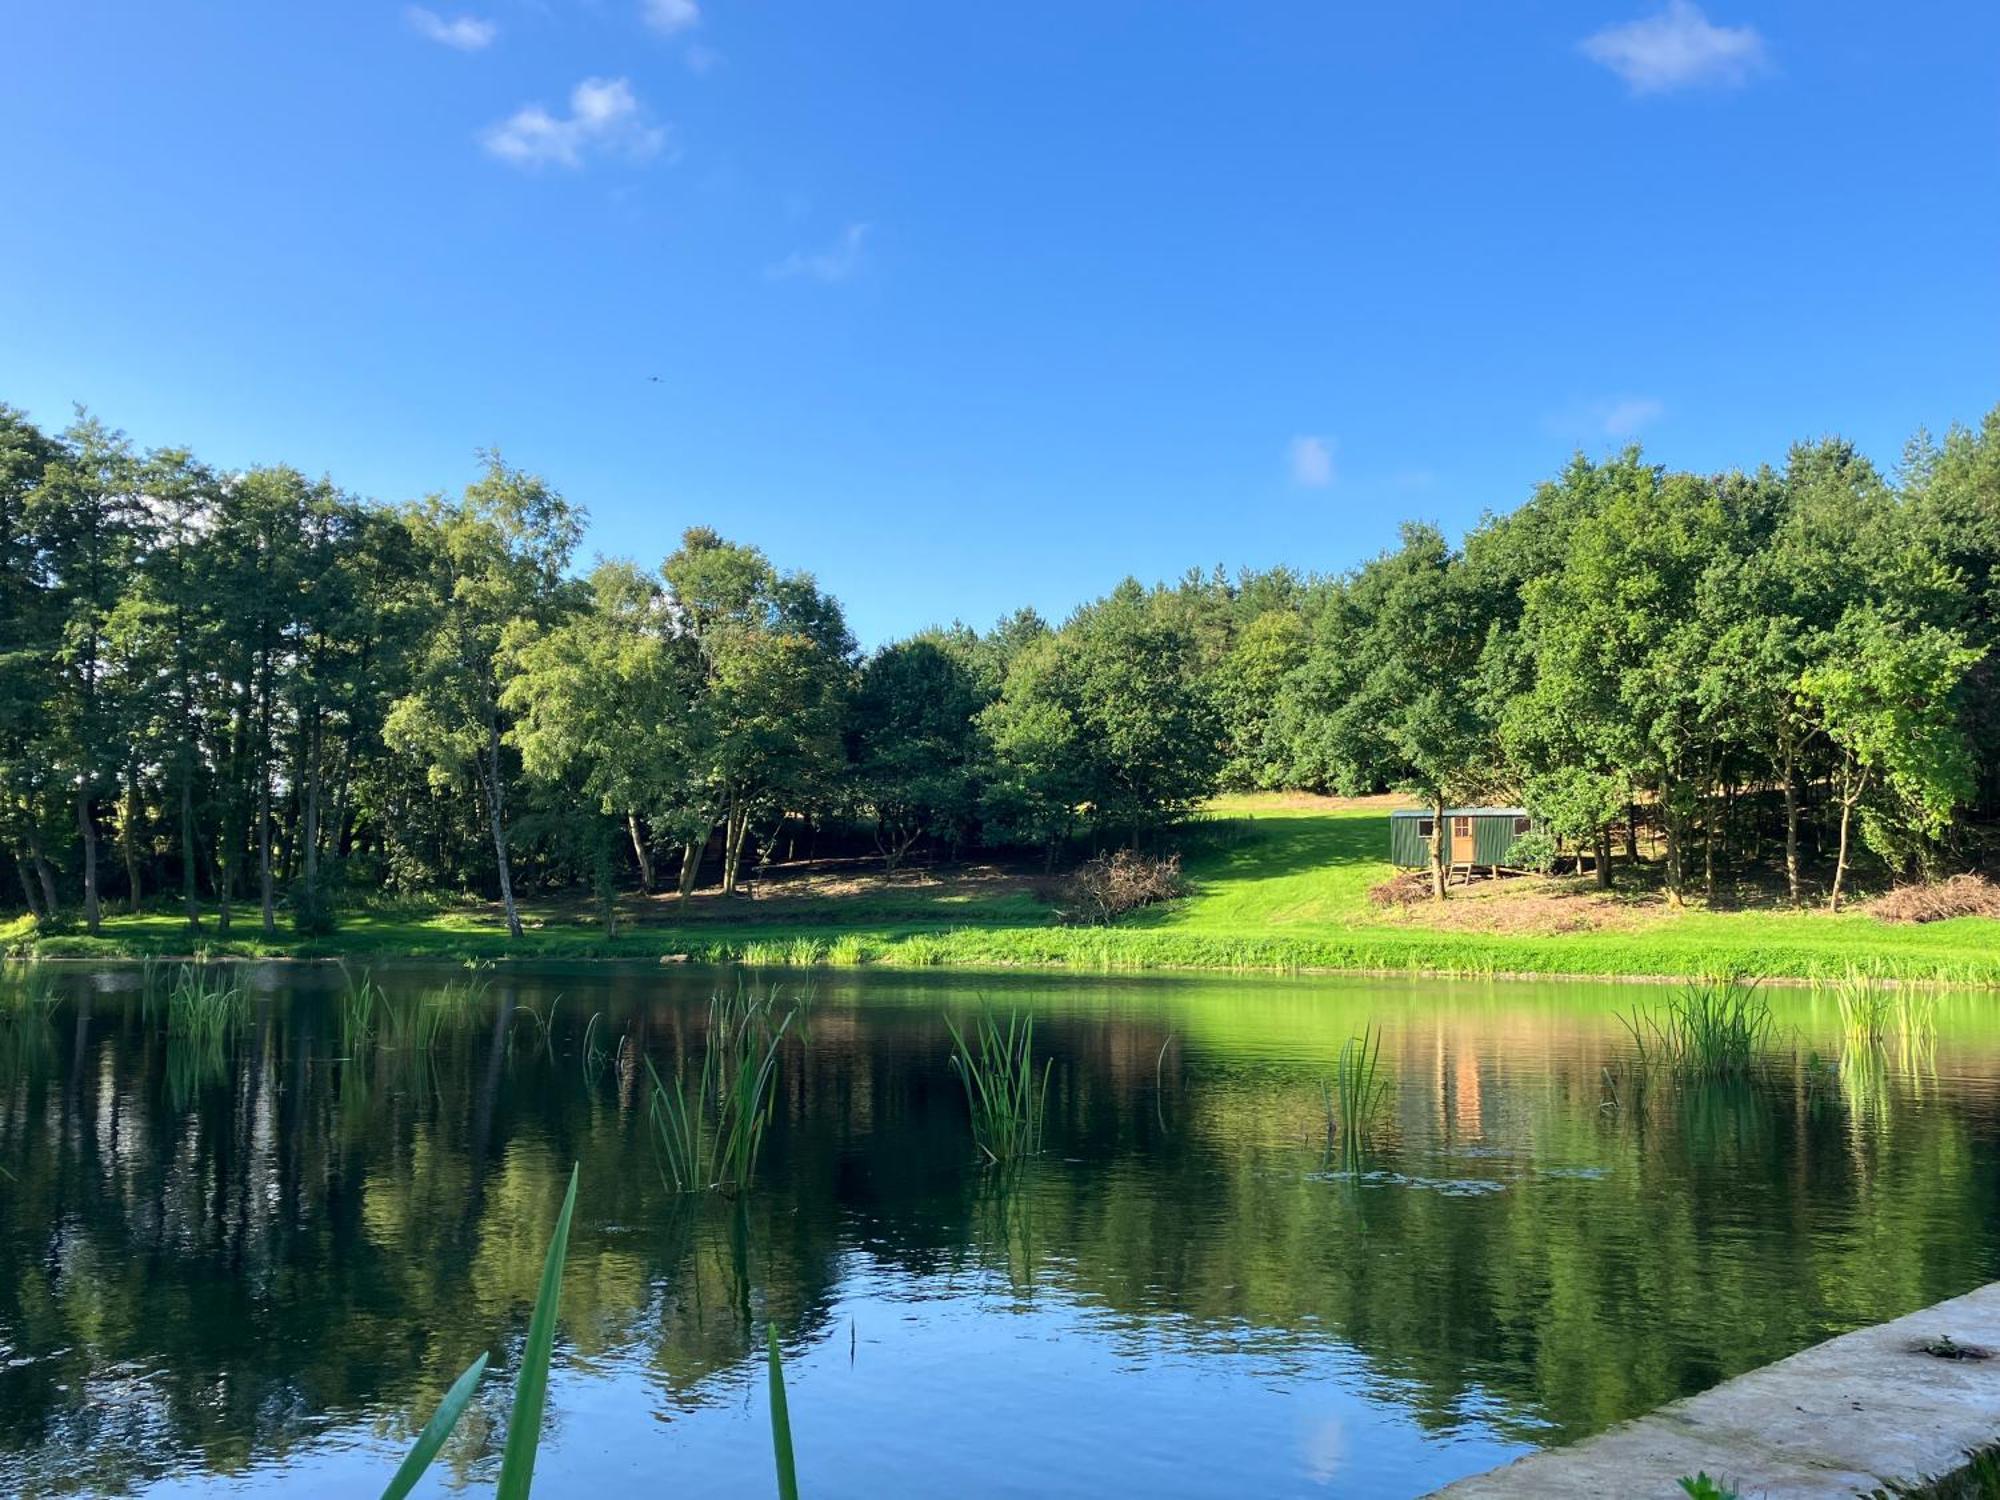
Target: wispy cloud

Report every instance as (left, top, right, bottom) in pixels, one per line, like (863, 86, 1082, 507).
(643, 0, 700, 35)
(1599, 397, 1665, 437)
(482, 77, 666, 169)
(1547, 395, 1667, 442)
(768, 223, 870, 283)
(406, 5, 497, 51)
(1289, 435, 1336, 489)
(1580, 1, 1766, 94)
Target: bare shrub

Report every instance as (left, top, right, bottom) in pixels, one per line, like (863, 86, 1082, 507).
(1870, 874, 2000, 925)
(1367, 871, 1431, 908)
(1059, 851, 1188, 925)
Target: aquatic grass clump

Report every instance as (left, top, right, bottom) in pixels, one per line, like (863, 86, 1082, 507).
(165, 964, 246, 1046)
(646, 990, 794, 1194)
(945, 1007, 1052, 1163)
(1819, 966, 1939, 1050)
(382, 1164, 577, 1500)
(1322, 1025, 1392, 1167)
(825, 934, 870, 966)
(740, 936, 829, 967)
(340, 968, 386, 1045)
(1620, 979, 1774, 1082)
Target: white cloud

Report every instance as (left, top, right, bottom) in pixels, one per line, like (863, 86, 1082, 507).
(1599, 396, 1665, 437)
(482, 77, 667, 169)
(1289, 435, 1335, 489)
(406, 6, 497, 50)
(1580, 1, 1766, 94)
(643, 0, 700, 35)
(768, 223, 870, 283)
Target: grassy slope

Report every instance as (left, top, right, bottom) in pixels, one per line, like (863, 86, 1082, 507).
(9, 795, 1999, 983)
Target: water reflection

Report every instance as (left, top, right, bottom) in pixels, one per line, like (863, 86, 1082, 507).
(1, 966, 1997, 1498)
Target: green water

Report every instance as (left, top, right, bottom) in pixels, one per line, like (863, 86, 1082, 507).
(0, 964, 1995, 1497)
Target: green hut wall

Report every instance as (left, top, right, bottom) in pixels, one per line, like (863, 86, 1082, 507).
(1389, 810, 1534, 869)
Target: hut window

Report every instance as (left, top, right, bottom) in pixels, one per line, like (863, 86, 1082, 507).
(1451, 816, 1472, 840)
(1417, 818, 1435, 839)
(1513, 816, 1531, 835)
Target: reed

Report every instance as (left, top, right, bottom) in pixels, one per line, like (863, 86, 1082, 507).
(1621, 979, 1774, 1081)
(645, 993, 793, 1194)
(767, 1324, 799, 1500)
(165, 964, 245, 1047)
(1322, 1024, 1391, 1167)
(945, 1007, 1052, 1164)
(340, 968, 385, 1046)
(377, 990, 449, 1052)
(381, 1164, 577, 1500)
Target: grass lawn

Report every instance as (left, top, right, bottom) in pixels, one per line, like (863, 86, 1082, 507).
(9, 794, 1999, 984)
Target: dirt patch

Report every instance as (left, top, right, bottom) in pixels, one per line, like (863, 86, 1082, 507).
(1377, 875, 1668, 936)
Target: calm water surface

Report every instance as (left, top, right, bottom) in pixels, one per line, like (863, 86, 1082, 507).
(1, 964, 1997, 1497)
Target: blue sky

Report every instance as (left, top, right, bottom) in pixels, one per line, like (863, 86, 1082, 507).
(5, 2, 1995, 646)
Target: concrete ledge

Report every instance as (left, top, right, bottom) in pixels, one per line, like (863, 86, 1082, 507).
(1431, 1282, 2000, 1498)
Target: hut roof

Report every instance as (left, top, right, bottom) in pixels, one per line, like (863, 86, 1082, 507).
(1390, 806, 1530, 818)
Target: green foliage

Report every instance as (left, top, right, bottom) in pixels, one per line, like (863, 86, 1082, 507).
(945, 1007, 1053, 1163)
(1678, 1474, 1740, 1500)
(4, 394, 1999, 948)
(1504, 828, 1559, 874)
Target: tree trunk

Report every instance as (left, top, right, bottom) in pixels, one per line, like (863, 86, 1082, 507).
(1702, 805, 1716, 906)
(721, 796, 751, 896)
(122, 764, 143, 914)
(481, 719, 523, 940)
(181, 768, 200, 934)
(1429, 795, 1448, 902)
(1624, 803, 1640, 863)
(28, 829, 58, 915)
(1594, 830, 1612, 890)
(258, 765, 275, 937)
(627, 810, 653, 893)
(77, 785, 100, 934)
(15, 853, 42, 919)
(302, 708, 322, 910)
(1782, 748, 1801, 906)
(1662, 802, 1684, 910)
(1829, 796, 1855, 913)
(677, 837, 703, 899)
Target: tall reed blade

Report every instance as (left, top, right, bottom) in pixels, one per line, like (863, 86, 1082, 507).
(496, 1163, 579, 1500)
(1323, 1024, 1391, 1169)
(768, 1323, 800, 1500)
(378, 1352, 490, 1500)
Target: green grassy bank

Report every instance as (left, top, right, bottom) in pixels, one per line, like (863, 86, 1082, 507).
(9, 796, 2000, 985)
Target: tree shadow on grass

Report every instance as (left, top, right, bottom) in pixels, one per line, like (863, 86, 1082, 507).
(1176, 814, 1391, 885)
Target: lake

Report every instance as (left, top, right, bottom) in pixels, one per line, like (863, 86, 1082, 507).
(1, 963, 1996, 1497)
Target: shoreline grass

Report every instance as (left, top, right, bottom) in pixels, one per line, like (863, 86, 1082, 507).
(11, 801, 2000, 987)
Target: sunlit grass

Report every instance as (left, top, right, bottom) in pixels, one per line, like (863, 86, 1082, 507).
(19, 802, 2000, 984)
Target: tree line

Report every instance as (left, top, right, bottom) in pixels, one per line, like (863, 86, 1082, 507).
(1, 400, 1995, 935)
